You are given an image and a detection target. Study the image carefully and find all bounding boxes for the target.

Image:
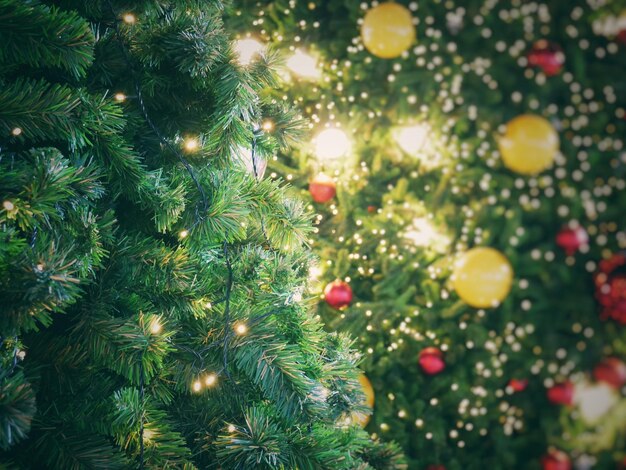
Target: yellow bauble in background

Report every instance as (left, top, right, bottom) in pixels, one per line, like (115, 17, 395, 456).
(498, 114, 559, 175)
(351, 374, 375, 427)
(452, 247, 513, 308)
(361, 3, 415, 59)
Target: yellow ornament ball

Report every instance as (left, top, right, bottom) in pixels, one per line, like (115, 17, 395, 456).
(361, 3, 415, 59)
(498, 114, 559, 175)
(351, 374, 375, 427)
(452, 247, 513, 308)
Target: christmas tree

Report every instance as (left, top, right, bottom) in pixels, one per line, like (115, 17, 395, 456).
(0, 1, 404, 468)
(230, 0, 626, 468)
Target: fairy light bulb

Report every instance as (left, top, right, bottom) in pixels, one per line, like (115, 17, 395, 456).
(286, 49, 321, 79)
(150, 319, 162, 334)
(114, 93, 126, 102)
(192, 380, 202, 392)
(3, 200, 15, 211)
(184, 138, 199, 152)
(205, 373, 217, 387)
(314, 128, 351, 161)
(234, 322, 248, 335)
(234, 38, 265, 66)
(11, 127, 22, 136)
(123, 13, 136, 24)
(179, 229, 189, 239)
(262, 120, 274, 132)
(394, 123, 431, 155)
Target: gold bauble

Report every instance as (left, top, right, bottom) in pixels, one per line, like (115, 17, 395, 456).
(498, 114, 559, 175)
(351, 374, 375, 427)
(361, 3, 415, 59)
(453, 247, 513, 308)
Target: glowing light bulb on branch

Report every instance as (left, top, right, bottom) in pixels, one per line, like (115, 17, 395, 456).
(184, 137, 199, 152)
(234, 322, 248, 336)
(314, 128, 351, 161)
(234, 38, 265, 66)
(205, 373, 217, 387)
(574, 381, 618, 424)
(149, 318, 162, 334)
(192, 380, 202, 392)
(122, 13, 136, 24)
(394, 123, 431, 155)
(286, 49, 321, 79)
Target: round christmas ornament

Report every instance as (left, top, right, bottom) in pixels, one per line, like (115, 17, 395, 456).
(547, 381, 574, 406)
(351, 373, 375, 427)
(452, 247, 513, 308)
(527, 40, 565, 76)
(541, 449, 572, 470)
(594, 253, 626, 324)
(593, 357, 626, 389)
(556, 225, 589, 256)
(498, 114, 559, 175)
(419, 347, 445, 375)
(309, 174, 336, 203)
(508, 378, 528, 392)
(361, 3, 415, 59)
(324, 280, 353, 310)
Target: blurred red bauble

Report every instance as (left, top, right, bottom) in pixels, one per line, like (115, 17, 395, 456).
(541, 449, 571, 470)
(324, 280, 353, 310)
(309, 174, 336, 203)
(594, 253, 626, 324)
(593, 357, 626, 389)
(556, 225, 588, 256)
(527, 40, 565, 76)
(419, 347, 445, 375)
(547, 381, 574, 406)
(367, 205, 377, 213)
(508, 378, 528, 392)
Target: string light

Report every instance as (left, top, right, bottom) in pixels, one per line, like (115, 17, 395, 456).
(114, 93, 126, 102)
(394, 123, 431, 155)
(122, 13, 136, 24)
(184, 138, 199, 152)
(179, 229, 189, 239)
(192, 380, 202, 392)
(234, 322, 248, 335)
(314, 128, 351, 161)
(205, 373, 217, 387)
(262, 120, 274, 132)
(149, 319, 162, 334)
(286, 49, 321, 79)
(3, 200, 15, 211)
(234, 38, 265, 66)
(11, 127, 22, 136)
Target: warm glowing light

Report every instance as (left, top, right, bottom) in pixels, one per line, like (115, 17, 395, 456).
(394, 123, 431, 155)
(227, 424, 236, 433)
(179, 229, 189, 239)
(205, 374, 217, 387)
(192, 381, 202, 392)
(150, 319, 162, 334)
(3, 200, 15, 211)
(184, 138, 199, 152)
(403, 217, 450, 252)
(575, 381, 618, 424)
(234, 38, 265, 66)
(314, 128, 351, 161)
(143, 429, 155, 441)
(11, 127, 22, 136)
(262, 120, 274, 132)
(123, 13, 136, 24)
(234, 322, 248, 335)
(286, 49, 321, 79)
(114, 93, 126, 102)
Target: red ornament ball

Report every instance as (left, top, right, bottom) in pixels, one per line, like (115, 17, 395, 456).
(556, 225, 588, 256)
(594, 253, 626, 324)
(309, 174, 336, 203)
(508, 378, 528, 392)
(324, 280, 353, 310)
(527, 40, 565, 77)
(547, 381, 574, 406)
(419, 347, 445, 375)
(541, 449, 571, 470)
(593, 357, 626, 389)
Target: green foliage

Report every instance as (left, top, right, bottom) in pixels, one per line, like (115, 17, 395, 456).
(0, 0, 404, 468)
(231, 0, 626, 468)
